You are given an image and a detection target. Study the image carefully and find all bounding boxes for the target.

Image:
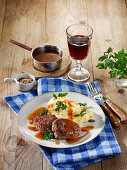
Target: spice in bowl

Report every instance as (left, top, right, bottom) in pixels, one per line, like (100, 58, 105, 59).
(18, 77, 33, 84)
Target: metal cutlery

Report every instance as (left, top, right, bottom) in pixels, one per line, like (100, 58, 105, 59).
(105, 100, 127, 123)
(87, 82, 120, 129)
(88, 82, 127, 123)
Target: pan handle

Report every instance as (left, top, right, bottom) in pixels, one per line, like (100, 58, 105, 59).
(10, 39, 32, 51)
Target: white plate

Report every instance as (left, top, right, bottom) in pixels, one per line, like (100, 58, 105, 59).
(18, 92, 105, 148)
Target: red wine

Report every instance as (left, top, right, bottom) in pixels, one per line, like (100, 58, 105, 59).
(68, 35, 90, 60)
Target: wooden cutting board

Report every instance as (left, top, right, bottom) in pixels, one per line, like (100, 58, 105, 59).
(22, 53, 72, 78)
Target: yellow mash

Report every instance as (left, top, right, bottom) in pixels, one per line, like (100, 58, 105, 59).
(47, 96, 93, 124)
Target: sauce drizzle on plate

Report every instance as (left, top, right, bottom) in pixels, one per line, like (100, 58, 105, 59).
(66, 126, 94, 144)
(27, 126, 37, 131)
(29, 120, 33, 124)
(27, 107, 46, 121)
(34, 133, 43, 140)
(55, 141, 60, 145)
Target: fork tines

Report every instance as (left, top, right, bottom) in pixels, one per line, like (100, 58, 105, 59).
(86, 82, 100, 96)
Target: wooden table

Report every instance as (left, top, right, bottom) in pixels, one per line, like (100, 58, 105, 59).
(0, 0, 127, 169)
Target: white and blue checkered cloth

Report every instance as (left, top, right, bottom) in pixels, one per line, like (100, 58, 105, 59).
(5, 77, 121, 170)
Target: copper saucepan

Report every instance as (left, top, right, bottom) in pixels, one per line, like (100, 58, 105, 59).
(10, 40, 63, 72)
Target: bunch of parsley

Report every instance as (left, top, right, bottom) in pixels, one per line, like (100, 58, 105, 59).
(96, 47, 127, 79)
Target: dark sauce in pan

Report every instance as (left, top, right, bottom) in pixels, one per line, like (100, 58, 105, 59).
(33, 51, 61, 63)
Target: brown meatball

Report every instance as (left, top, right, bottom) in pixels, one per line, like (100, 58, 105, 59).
(33, 114, 57, 134)
(52, 118, 81, 139)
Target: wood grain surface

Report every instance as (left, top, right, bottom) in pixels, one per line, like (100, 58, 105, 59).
(0, 0, 6, 46)
(0, 0, 127, 170)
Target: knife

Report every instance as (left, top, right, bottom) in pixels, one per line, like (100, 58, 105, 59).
(99, 97, 120, 129)
(105, 99, 127, 123)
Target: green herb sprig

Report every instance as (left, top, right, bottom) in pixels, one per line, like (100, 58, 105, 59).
(53, 93, 68, 99)
(61, 103, 67, 110)
(54, 101, 61, 111)
(74, 107, 87, 117)
(43, 130, 54, 140)
(96, 47, 127, 79)
(40, 109, 48, 115)
(54, 101, 67, 111)
(88, 119, 95, 122)
(53, 93, 57, 99)
(78, 103, 87, 106)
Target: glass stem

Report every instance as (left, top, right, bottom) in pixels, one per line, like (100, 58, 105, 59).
(76, 60, 82, 71)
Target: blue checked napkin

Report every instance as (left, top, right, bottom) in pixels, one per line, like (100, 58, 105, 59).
(5, 77, 121, 170)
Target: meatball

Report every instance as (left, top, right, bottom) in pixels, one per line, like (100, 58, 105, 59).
(33, 114, 57, 134)
(52, 118, 81, 139)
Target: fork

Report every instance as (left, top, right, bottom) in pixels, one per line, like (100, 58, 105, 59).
(88, 82, 127, 123)
(87, 82, 120, 129)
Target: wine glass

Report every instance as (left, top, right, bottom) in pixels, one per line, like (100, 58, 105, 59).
(66, 24, 93, 82)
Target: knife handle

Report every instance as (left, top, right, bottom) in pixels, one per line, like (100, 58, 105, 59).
(106, 100, 127, 123)
(102, 103, 120, 129)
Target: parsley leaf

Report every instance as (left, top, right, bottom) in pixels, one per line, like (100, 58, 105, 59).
(61, 103, 67, 110)
(88, 119, 95, 122)
(58, 93, 68, 97)
(54, 101, 67, 111)
(78, 102, 87, 106)
(53, 93, 68, 99)
(98, 55, 108, 61)
(53, 93, 57, 99)
(43, 130, 54, 140)
(74, 107, 87, 117)
(54, 101, 61, 111)
(40, 109, 48, 115)
(96, 63, 104, 69)
(96, 48, 127, 79)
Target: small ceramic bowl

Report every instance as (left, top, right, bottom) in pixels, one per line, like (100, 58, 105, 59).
(115, 79, 127, 87)
(4, 73, 35, 91)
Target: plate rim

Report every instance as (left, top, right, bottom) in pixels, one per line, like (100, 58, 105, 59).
(18, 91, 106, 148)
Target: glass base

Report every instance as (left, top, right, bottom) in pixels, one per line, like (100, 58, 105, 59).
(68, 67, 90, 82)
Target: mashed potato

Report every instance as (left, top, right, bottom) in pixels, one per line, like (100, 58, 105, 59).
(47, 95, 93, 124)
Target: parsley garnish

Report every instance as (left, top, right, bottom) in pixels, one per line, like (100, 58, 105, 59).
(74, 107, 87, 117)
(81, 107, 87, 113)
(103, 96, 107, 101)
(78, 102, 87, 106)
(40, 109, 48, 115)
(53, 93, 68, 99)
(43, 130, 54, 140)
(53, 93, 57, 99)
(54, 101, 67, 111)
(96, 47, 127, 79)
(58, 93, 68, 97)
(61, 103, 67, 110)
(54, 101, 61, 111)
(88, 119, 95, 122)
